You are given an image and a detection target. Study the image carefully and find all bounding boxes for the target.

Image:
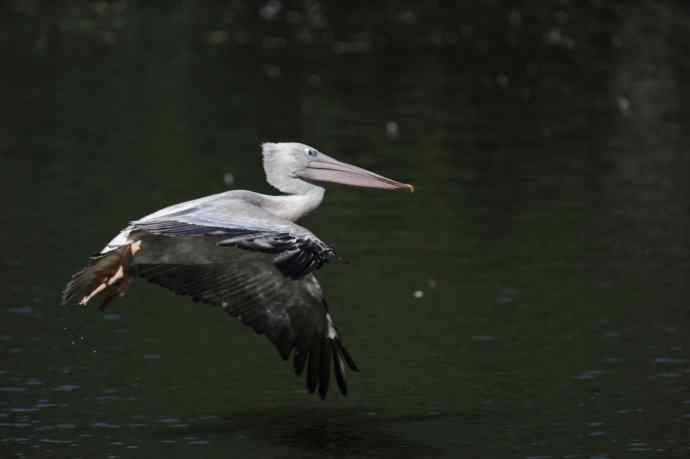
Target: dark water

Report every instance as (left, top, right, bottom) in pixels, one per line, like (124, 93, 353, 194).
(2, 2, 689, 458)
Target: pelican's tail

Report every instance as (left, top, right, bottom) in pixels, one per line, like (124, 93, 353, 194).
(61, 242, 141, 310)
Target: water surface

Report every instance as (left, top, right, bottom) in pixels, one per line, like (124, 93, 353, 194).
(1, 3, 689, 458)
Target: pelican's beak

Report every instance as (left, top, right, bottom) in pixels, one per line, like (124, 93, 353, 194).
(298, 155, 414, 191)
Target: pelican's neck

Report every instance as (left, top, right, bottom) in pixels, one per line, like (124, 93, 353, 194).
(262, 149, 325, 220)
(261, 186, 325, 222)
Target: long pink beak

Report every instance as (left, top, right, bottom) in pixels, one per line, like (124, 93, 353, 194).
(298, 155, 414, 191)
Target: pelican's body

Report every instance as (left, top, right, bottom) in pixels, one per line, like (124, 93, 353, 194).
(62, 142, 412, 398)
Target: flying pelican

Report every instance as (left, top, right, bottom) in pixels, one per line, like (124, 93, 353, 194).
(62, 142, 413, 399)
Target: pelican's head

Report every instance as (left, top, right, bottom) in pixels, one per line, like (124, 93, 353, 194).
(262, 142, 413, 194)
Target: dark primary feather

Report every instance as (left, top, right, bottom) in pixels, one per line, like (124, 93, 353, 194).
(129, 233, 356, 398)
(131, 220, 335, 279)
(219, 232, 335, 279)
(319, 338, 332, 399)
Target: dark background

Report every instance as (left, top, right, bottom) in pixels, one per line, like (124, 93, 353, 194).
(1, 1, 689, 457)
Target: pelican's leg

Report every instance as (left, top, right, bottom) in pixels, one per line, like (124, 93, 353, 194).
(79, 281, 108, 305)
(78, 241, 142, 306)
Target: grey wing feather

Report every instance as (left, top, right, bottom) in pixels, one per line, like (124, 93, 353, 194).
(130, 199, 335, 279)
(130, 233, 356, 398)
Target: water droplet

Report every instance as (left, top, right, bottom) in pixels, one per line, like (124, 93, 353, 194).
(259, 0, 282, 20)
(223, 172, 235, 187)
(265, 65, 281, 79)
(385, 121, 399, 140)
(496, 73, 509, 88)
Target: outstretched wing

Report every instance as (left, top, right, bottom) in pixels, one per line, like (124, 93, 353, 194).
(130, 233, 357, 398)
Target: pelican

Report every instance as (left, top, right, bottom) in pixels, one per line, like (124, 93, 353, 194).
(62, 142, 413, 399)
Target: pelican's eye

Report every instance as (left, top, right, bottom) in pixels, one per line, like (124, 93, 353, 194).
(305, 147, 318, 158)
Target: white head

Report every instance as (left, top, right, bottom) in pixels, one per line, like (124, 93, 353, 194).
(261, 142, 413, 195)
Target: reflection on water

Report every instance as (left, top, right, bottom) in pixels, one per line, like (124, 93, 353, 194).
(168, 407, 448, 458)
(2, 2, 689, 458)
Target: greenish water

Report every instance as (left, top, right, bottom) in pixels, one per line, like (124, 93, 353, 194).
(1, 3, 689, 458)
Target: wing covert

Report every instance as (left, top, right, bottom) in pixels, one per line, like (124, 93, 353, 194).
(131, 219, 335, 280)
